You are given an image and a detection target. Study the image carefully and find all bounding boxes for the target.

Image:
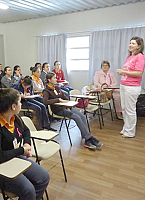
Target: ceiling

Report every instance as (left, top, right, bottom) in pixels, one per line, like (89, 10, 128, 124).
(0, 0, 145, 23)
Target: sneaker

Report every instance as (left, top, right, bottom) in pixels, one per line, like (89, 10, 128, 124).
(84, 138, 97, 150)
(90, 136, 103, 147)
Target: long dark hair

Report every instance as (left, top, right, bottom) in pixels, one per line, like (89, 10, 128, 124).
(30, 66, 38, 73)
(13, 65, 20, 76)
(0, 88, 20, 113)
(45, 72, 55, 84)
(129, 36, 144, 55)
(3, 66, 11, 76)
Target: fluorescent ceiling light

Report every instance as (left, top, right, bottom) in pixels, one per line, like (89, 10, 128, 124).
(0, 3, 9, 10)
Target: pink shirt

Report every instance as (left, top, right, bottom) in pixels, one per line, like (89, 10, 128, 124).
(94, 70, 118, 87)
(121, 53, 145, 86)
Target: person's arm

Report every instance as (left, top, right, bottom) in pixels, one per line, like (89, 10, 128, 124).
(93, 71, 101, 87)
(43, 90, 60, 106)
(117, 69, 143, 77)
(1, 76, 11, 88)
(61, 70, 65, 80)
(0, 131, 24, 164)
(32, 79, 44, 93)
(110, 72, 118, 87)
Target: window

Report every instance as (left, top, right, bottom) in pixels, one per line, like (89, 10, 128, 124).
(66, 36, 89, 71)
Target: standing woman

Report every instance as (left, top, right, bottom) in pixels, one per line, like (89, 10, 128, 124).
(1, 66, 16, 88)
(117, 36, 145, 138)
(0, 88, 49, 200)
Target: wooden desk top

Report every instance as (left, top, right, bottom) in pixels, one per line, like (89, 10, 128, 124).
(23, 95, 40, 99)
(0, 158, 31, 179)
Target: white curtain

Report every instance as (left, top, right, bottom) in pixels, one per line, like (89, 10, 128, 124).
(89, 26, 145, 90)
(38, 34, 68, 80)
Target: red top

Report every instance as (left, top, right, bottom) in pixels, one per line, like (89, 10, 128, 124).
(52, 69, 65, 83)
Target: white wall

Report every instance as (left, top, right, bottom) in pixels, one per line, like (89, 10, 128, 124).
(3, 1, 145, 90)
(0, 23, 5, 67)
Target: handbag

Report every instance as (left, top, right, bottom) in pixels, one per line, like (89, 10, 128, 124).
(76, 98, 89, 108)
(101, 83, 113, 100)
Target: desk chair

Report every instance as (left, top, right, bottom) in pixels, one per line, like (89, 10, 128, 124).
(0, 158, 31, 200)
(21, 116, 67, 182)
(70, 90, 102, 129)
(48, 105, 73, 146)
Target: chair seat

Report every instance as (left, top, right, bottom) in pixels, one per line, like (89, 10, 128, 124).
(89, 99, 111, 106)
(52, 113, 70, 120)
(31, 141, 60, 160)
(86, 104, 99, 113)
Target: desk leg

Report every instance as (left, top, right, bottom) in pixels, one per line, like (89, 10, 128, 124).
(82, 98, 91, 133)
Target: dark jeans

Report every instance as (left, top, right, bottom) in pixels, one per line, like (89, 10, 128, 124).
(0, 155, 50, 200)
(22, 96, 50, 129)
(57, 107, 92, 140)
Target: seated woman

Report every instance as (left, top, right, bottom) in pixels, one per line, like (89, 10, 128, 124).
(52, 61, 73, 95)
(94, 60, 122, 119)
(0, 88, 49, 200)
(1, 66, 16, 88)
(43, 72, 103, 150)
(30, 66, 44, 95)
(35, 62, 42, 71)
(40, 62, 50, 85)
(13, 65, 23, 81)
(13, 75, 56, 131)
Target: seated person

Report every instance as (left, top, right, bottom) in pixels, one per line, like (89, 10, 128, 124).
(13, 65, 23, 81)
(13, 76, 56, 131)
(43, 72, 103, 150)
(30, 66, 44, 95)
(40, 62, 50, 85)
(1, 66, 16, 88)
(0, 88, 49, 200)
(0, 63, 4, 88)
(35, 62, 42, 71)
(52, 61, 73, 95)
(94, 60, 122, 119)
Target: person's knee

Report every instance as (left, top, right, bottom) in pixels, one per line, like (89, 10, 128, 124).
(20, 184, 36, 200)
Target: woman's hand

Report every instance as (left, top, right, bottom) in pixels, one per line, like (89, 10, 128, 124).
(117, 69, 124, 75)
(23, 143, 32, 157)
(59, 98, 69, 103)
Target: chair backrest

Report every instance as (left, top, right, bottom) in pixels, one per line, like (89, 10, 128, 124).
(70, 89, 81, 101)
(48, 105, 53, 116)
(21, 116, 37, 131)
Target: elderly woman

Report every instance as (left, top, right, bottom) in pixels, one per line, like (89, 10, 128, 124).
(94, 60, 122, 119)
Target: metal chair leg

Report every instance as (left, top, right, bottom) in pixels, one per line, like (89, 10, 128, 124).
(64, 119, 72, 146)
(59, 149, 67, 182)
(109, 103, 113, 121)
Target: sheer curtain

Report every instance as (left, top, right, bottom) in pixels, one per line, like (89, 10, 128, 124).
(38, 34, 68, 80)
(89, 26, 145, 90)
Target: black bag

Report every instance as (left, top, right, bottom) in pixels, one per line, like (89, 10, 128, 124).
(136, 94, 145, 117)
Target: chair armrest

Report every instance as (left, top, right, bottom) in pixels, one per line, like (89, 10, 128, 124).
(0, 158, 31, 179)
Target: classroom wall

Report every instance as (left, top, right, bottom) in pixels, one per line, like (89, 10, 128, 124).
(3, 1, 145, 90)
(0, 23, 5, 67)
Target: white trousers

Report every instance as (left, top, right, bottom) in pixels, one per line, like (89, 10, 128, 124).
(120, 84, 141, 137)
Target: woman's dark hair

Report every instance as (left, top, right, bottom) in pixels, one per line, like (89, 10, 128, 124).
(13, 65, 20, 76)
(30, 66, 38, 73)
(45, 72, 55, 83)
(21, 76, 32, 86)
(42, 62, 48, 71)
(3, 66, 11, 76)
(0, 88, 20, 113)
(54, 61, 59, 66)
(35, 62, 41, 68)
(101, 60, 110, 69)
(129, 36, 144, 55)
